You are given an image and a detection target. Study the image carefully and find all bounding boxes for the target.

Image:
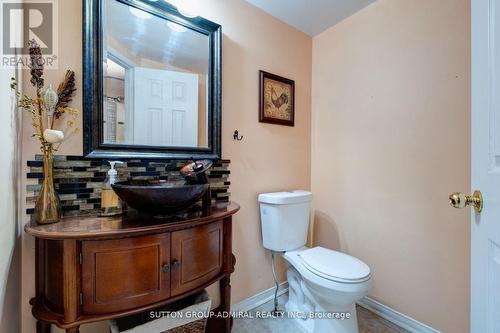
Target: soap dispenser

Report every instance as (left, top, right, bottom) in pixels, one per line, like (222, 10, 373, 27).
(100, 161, 124, 216)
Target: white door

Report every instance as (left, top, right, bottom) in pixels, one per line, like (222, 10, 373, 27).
(470, 0, 500, 332)
(132, 67, 198, 147)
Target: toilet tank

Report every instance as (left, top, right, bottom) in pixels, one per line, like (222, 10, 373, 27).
(259, 191, 312, 252)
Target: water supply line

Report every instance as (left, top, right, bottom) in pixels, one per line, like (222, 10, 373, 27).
(271, 251, 280, 313)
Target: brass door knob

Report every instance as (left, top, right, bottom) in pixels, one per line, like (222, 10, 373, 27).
(449, 191, 483, 213)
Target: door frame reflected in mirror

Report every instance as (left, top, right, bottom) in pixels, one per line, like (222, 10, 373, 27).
(83, 0, 222, 159)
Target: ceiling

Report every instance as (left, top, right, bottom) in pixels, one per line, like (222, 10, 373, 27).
(246, 0, 375, 36)
(105, 0, 209, 74)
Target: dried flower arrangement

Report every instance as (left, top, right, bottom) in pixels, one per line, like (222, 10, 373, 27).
(11, 39, 80, 224)
(11, 39, 80, 153)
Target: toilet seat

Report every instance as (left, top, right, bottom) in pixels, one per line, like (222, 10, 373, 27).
(298, 247, 371, 283)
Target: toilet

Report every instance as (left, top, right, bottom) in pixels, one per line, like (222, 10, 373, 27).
(259, 191, 372, 333)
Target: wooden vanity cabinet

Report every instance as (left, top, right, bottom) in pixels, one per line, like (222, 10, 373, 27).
(81, 234, 171, 314)
(171, 221, 224, 296)
(26, 203, 239, 333)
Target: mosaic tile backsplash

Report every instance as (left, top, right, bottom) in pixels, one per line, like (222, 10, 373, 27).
(26, 155, 231, 217)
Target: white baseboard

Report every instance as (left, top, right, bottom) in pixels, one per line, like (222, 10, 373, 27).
(232, 282, 289, 312)
(357, 297, 441, 333)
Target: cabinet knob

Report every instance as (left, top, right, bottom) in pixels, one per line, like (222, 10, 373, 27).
(162, 264, 170, 273)
(172, 260, 181, 270)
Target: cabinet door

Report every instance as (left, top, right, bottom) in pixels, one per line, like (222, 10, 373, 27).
(82, 234, 170, 314)
(171, 221, 223, 296)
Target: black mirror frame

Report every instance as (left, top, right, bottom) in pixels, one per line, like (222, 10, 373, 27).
(83, 0, 222, 160)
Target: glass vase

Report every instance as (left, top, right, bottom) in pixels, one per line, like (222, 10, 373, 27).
(34, 147, 61, 224)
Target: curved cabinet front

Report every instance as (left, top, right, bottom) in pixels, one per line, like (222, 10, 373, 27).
(171, 221, 223, 296)
(81, 234, 171, 314)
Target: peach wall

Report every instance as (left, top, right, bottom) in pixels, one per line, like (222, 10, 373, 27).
(311, 0, 470, 332)
(20, 0, 312, 332)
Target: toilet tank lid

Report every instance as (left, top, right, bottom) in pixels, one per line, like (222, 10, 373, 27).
(258, 191, 312, 205)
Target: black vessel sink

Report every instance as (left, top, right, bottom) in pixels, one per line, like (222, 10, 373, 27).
(112, 180, 210, 213)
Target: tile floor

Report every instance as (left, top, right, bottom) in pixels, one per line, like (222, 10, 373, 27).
(233, 294, 409, 333)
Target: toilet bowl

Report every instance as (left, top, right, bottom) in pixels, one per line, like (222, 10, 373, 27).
(259, 191, 372, 333)
(284, 247, 372, 333)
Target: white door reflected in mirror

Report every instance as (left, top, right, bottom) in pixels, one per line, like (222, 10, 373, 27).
(132, 67, 198, 147)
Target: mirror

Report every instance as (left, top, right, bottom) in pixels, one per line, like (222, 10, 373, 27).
(84, 0, 221, 159)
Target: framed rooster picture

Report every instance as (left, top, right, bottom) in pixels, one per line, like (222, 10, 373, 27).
(259, 70, 295, 126)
